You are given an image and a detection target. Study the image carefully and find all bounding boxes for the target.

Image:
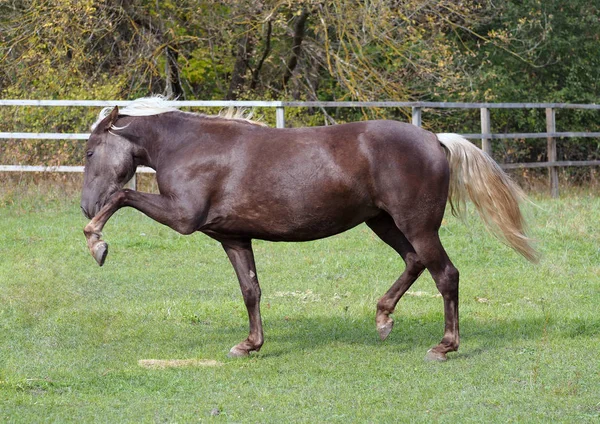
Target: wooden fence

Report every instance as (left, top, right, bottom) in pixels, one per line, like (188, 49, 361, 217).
(1, 100, 600, 197)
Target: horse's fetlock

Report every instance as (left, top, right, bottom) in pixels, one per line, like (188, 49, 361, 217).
(249, 335, 264, 349)
(440, 336, 459, 352)
(376, 298, 394, 315)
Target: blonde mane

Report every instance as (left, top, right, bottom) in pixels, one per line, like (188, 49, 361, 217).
(91, 95, 266, 130)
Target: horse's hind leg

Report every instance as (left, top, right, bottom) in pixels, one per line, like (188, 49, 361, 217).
(406, 232, 460, 362)
(373, 211, 460, 361)
(366, 213, 426, 341)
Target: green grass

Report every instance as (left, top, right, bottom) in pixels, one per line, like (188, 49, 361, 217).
(0, 186, 599, 422)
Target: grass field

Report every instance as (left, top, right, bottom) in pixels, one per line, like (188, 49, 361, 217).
(0, 181, 599, 422)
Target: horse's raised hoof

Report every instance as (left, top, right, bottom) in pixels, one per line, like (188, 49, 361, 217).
(425, 348, 447, 362)
(92, 241, 108, 267)
(377, 320, 394, 341)
(227, 346, 249, 358)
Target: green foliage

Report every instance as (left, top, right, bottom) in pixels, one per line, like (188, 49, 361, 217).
(465, 0, 600, 103)
(462, 1, 600, 175)
(0, 0, 487, 103)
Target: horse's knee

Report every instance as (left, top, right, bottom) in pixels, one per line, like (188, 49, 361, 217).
(83, 223, 98, 238)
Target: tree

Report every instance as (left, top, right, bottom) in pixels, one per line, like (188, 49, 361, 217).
(2, 0, 597, 174)
(1, 0, 487, 102)
(442, 0, 600, 177)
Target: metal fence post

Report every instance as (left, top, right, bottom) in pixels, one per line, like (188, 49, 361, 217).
(276, 105, 285, 128)
(411, 107, 422, 127)
(546, 108, 559, 198)
(480, 107, 492, 155)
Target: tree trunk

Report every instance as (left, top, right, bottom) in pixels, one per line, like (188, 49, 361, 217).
(227, 32, 253, 100)
(165, 46, 184, 98)
(250, 20, 273, 90)
(282, 9, 310, 90)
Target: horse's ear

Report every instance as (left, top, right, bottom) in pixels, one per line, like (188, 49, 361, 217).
(105, 106, 119, 131)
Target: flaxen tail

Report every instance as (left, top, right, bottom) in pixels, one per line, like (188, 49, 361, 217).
(437, 133, 539, 263)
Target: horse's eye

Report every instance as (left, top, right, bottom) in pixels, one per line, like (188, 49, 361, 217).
(86, 150, 94, 158)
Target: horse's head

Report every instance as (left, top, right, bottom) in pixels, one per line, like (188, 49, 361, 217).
(81, 106, 137, 219)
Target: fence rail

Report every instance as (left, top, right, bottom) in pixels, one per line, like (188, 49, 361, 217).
(2, 100, 600, 197)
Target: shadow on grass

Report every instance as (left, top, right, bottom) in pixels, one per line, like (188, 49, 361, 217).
(214, 310, 600, 360)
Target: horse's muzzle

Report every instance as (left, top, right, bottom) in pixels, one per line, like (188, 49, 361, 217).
(81, 187, 113, 219)
(81, 204, 93, 219)
(80, 199, 101, 219)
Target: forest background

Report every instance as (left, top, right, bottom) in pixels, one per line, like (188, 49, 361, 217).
(1, 0, 599, 184)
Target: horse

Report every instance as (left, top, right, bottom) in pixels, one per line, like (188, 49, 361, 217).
(81, 96, 537, 361)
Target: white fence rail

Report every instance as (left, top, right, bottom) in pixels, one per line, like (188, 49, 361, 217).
(0, 100, 287, 175)
(2, 100, 600, 196)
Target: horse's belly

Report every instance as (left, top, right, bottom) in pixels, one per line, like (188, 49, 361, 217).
(201, 147, 379, 240)
(202, 199, 378, 242)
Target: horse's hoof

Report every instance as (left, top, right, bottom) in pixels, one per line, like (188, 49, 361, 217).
(93, 241, 108, 266)
(377, 321, 394, 341)
(424, 348, 447, 362)
(227, 346, 249, 358)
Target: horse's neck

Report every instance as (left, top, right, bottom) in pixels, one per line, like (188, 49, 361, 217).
(124, 117, 169, 170)
(127, 114, 219, 169)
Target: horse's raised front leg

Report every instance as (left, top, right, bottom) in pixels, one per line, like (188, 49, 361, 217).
(83, 189, 199, 266)
(221, 240, 264, 357)
(83, 190, 128, 266)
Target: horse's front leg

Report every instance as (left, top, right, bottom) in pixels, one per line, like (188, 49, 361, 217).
(221, 240, 264, 357)
(83, 189, 198, 266)
(83, 190, 129, 266)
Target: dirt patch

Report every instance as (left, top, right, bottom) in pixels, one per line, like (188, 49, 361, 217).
(138, 359, 224, 369)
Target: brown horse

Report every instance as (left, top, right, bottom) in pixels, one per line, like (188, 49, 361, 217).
(81, 97, 537, 361)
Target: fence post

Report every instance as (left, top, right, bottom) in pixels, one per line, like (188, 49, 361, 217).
(480, 107, 492, 155)
(124, 175, 136, 190)
(546, 108, 559, 198)
(411, 107, 422, 127)
(276, 106, 285, 128)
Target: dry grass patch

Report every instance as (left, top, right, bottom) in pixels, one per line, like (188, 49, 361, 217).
(138, 359, 224, 369)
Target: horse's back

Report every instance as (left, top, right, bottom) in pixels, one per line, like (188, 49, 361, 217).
(265, 120, 445, 169)
(269, 120, 448, 198)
